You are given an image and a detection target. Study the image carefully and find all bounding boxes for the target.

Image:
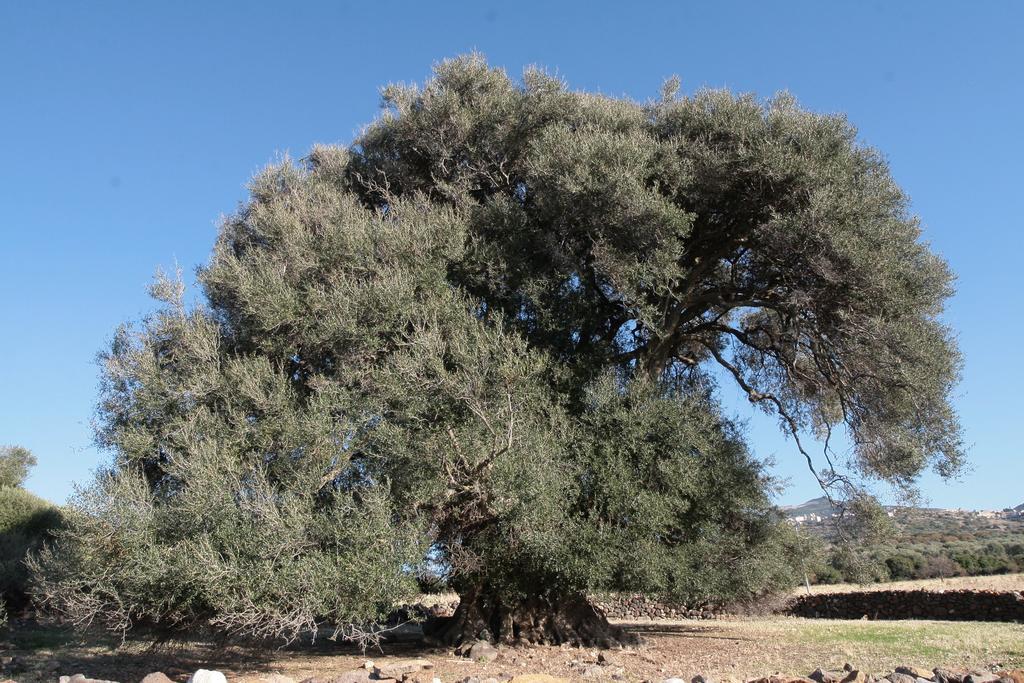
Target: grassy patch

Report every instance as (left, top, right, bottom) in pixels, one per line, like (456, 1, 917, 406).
(801, 573, 1024, 595)
(719, 618, 1024, 673)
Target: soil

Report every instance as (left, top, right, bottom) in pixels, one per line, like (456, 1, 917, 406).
(4, 617, 1023, 683)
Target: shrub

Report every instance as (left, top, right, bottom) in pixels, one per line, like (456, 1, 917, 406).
(918, 555, 963, 579)
(885, 553, 923, 580)
(0, 486, 62, 612)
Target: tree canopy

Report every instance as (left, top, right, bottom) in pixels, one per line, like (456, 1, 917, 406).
(35, 55, 962, 647)
(0, 446, 37, 489)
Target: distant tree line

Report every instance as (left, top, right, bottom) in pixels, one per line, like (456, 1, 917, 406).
(813, 540, 1024, 584)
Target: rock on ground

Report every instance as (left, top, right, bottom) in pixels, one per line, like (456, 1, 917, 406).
(811, 670, 843, 683)
(890, 674, 920, 683)
(330, 669, 377, 683)
(373, 659, 434, 680)
(141, 674, 175, 683)
(188, 670, 228, 683)
(467, 640, 500, 664)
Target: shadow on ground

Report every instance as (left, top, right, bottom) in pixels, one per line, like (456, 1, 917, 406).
(4, 623, 466, 683)
(618, 622, 755, 641)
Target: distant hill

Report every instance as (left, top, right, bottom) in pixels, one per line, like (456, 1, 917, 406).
(781, 496, 836, 517)
(782, 496, 1024, 529)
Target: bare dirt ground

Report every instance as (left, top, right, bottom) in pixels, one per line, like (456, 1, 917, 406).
(5, 617, 1023, 683)
(798, 573, 1024, 595)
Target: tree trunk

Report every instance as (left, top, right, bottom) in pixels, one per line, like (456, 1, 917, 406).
(424, 585, 637, 648)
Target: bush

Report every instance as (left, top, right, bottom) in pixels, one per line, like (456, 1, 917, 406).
(0, 486, 62, 612)
(918, 555, 963, 579)
(811, 564, 844, 584)
(885, 553, 923, 580)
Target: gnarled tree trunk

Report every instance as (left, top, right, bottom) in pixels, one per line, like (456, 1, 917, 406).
(424, 585, 637, 648)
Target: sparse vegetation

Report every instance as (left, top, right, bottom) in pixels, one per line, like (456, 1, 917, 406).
(0, 447, 62, 614)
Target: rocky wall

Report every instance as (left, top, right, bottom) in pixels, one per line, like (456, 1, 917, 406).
(784, 589, 1024, 622)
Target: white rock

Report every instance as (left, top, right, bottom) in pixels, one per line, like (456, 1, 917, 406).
(188, 670, 228, 683)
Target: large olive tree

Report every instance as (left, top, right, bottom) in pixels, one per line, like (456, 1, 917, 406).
(36, 55, 961, 647)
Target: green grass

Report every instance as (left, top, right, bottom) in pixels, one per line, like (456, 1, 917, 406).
(761, 619, 1024, 671)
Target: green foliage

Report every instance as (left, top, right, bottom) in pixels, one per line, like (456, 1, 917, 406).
(0, 486, 61, 612)
(0, 446, 37, 488)
(39, 55, 962, 642)
(809, 509, 1024, 584)
(33, 471, 420, 642)
(358, 54, 963, 494)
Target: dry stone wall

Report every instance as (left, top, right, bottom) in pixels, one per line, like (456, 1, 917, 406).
(784, 589, 1024, 622)
(410, 589, 1024, 623)
(589, 593, 719, 620)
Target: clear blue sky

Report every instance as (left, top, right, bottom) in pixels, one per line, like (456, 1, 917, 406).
(2, 1, 1021, 510)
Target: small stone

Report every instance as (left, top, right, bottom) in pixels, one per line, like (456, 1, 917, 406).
(189, 672, 227, 683)
(889, 675, 918, 683)
(810, 670, 841, 683)
(0, 656, 25, 675)
(403, 674, 434, 683)
(934, 671, 966, 683)
(663, 679, 688, 683)
(141, 674, 175, 683)
(508, 678, 569, 683)
(580, 666, 605, 679)
(896, 670, 934, 681)
(364, 662, 375, 671)
(374, 661, 434, 680)
(841, 672, 866, 683)
(468, 641, 499, 664)
(693, 677, 715, 683)
(996, 673, 1024, 683)
(845, 667, 855, 675)
(966, 676, 999, 683)
(331, 670, 374, 683)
